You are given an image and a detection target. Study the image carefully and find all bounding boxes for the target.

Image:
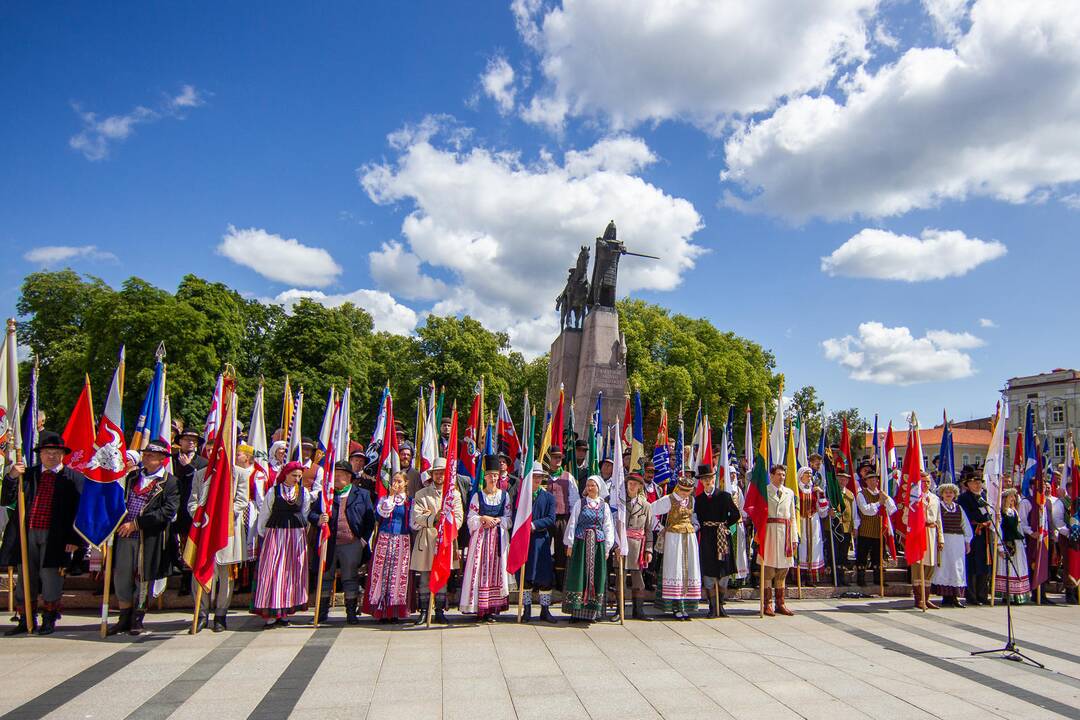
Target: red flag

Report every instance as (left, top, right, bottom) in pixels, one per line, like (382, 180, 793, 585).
(62, 377, 97, 475)
(897, 423, 927, 563)
(376, 392, 399, 498)
(550, 386, 565, 453)
(496, 394, 520, 467)
(621, 394, 632, 448)
(461, 384, 482, 480)
(430, 406, 459, 594)
(839, 416, 858, 494)
(184, 376, 236, 591)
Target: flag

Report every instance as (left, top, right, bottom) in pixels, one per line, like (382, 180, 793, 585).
(939, 411, 956, 486)
(876, 424, 897, 559)
(130, 343, 165, 451)
(419, 383, 438, 482)
(564, 399, 576, 471)
(591, 392, 603, 475)
(719, 406, 734, 492)
(611, 420, 628, 557)
(496, 393, 520, 468)
(784, 420, 800, 541)
(744, 408, 771, 558)
(75, 355, 129, 549)
(200, 373, 223, 459)
(435, 385, 445, 429)
(744, 405, 753, 473)
(621, 394, 632, 449)
(507, 400, 534, 574)
(316, 390, 341, 547)
(819, 418, 842, 512)
(429, 405, 459, 594)
(184, 375, 237, 591)
(461, 381, 482, 482)
(335, 384, 351, 465)
(158, 394, 172, 456)
(1069, 435, 1080, 524)
(674, 414, 685, 481)
(896, 416, 927, 563)
(316, 387, 337, 463)
(285, 388, 304, 463)
(248, 380, 270, 504)
(884, 421, 898, 495)
(376, 388, 399, 497)
(1022, 404, 1038, 497)
(839, 416, 858, 494)
(630, 390, 645, 472)
(19, 359, 39, 465)
(983, 403, 1006, 514)
(769, 383, 785, 466)
(796, 414, 808, 470)
(0, 320, 22, 467)
(551, 384, 565, 454)
(280, 375, 292, 436)
(414, 385, 426, 472)
(537, 408, 553, 470)
(63, 376, 97, 475)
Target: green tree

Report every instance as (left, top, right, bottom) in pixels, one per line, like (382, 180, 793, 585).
(788, 385, 825, 443)
(827, 407, 870, 453)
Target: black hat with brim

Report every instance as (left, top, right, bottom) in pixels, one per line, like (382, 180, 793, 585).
(334, 460, 353, 474)
(34, 431, 71, 454)
(483, 454, 501, 472)
(143, 441, 171, 456)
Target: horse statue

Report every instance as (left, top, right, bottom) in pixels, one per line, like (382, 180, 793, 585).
(556, 245, 591, 329)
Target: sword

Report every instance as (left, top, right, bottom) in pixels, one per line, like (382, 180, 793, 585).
(621, 250, 661, 260)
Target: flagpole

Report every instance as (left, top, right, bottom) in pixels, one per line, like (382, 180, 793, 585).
(313, 542, 328, 628)
(758, 553, 765, 618)
(517, 566, 526, 623)
(191, 585, 203, 634)
(16, 454, 33, 633)
(6, 568, 12, 614)
(426, 588, 434, 629)
(618, 553, 625, 624)
(99, 536, 116, 637)
(878, 524, 885, 598)
(919, 562, 927, 612)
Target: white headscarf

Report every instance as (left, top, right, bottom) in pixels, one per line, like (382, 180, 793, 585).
(269, 440, 287, 471)
(585, 474, 609, 501)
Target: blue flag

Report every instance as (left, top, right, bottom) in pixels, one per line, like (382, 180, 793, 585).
(1022, 404, 1038, 496)
(939, 414, 956, 485)
(20, 361, 38, 465)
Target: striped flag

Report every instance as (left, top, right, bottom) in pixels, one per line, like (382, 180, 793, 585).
(429, 404, 459, 594)
(130, 343, 166, 451)
(285, 388, 304, 463)
(75, 355, 129, 548)
(611, 420, 628, 557)
(507, 396, 534, 575)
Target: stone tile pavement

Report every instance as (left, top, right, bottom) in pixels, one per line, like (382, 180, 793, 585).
(1, 598, 1078, 720)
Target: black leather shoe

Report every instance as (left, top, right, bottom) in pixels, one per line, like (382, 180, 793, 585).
(4, 616, 32, 636)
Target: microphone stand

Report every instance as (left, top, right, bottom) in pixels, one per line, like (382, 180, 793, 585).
(969, 519, 1044, 668)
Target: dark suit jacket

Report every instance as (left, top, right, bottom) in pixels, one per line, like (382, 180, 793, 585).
(309, 486, 376, 562)
(0, 464, 85, 568)
(123, 470, 180, 581)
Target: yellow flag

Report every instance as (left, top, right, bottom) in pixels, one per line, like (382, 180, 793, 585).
(785, 420, 801, 541)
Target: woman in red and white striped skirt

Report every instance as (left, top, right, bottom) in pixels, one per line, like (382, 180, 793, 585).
(253, 461, 314, 627)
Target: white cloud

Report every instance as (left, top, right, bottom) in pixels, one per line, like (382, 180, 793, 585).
(359, 116, 704, 358)
(922, 0, 971, 41)
(23, 245, 117, 266)
(722, 0, 1080, 221)
(1061, 193, 1080, 210)
(514, 0, 879, 131)
(272, 288, 419, 336)
(820, 228, 1006, 281)
(217, 225, 342, 288)
(69, 84, 205, 161)
(480, 56, 517, 114)
(823, 321, 979, 384)
(978, 317, 996, 328)
(368, 240, 447, 301)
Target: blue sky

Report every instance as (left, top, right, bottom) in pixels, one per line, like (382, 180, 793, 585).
(3, 0, 1078, 428)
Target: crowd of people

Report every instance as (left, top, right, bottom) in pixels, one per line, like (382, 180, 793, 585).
(2, 410, 1078, 638)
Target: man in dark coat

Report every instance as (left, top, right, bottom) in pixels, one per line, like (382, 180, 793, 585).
(958, 472, 993, 605)
(521, 462, 557, 623)
(694, 463, 740, 618)
(1, 431, 86, 635)
(108, 441, 180, 636)
(310, 461, 375, 624)
(171, 429, 206, 595)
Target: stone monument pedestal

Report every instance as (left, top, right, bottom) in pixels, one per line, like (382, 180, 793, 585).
(545, 306, 627, 438)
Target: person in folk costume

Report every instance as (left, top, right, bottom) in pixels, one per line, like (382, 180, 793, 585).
(623, 471, 654, 620)
(725, 464, 751, 583)
(957, 472, 993, 604)
(760, 465, 797, 617)
(459, 455, 512, 621)
(831, 449, 857, 585)
(521, 462, 557, 623)
(573, 438, 590, 493)
(411, 457, 464, 625)
(236, 444, 268, 595)
(1, 432, 86, 636)
(563, 475, 614, 623)
(311, 460, 375, 625)
(931, 482, 973, 607)
(438, 415, 452, 456)
(1050, 481, 1073, 600)
(497, 451, 519, 495)
(1019, 483, 1056, 604)
(642, 458, 664, 592)
(400, 442, 422, 498)
(650, 467, 702, 620)
(547, 447, 581, 590)
(349, 445, 377, 497)
(795, 466, 829, 585)
(1048, 474, 1067, 586)
(107, 441, 179, 636)
(807, 452, 835, 582)
(172, 428, 207, 597)
(268, 440, 287, 478)
(1065, 512, 1080, 605)
(995, 488, 1031, 604)
(905, 472, 944, 609)
(695, 464, 741, 618)
(363, 471, 412, 623)
(187, 443, 249, 632)
(855, 468, 896, 588)
(252, 461, 314, 628)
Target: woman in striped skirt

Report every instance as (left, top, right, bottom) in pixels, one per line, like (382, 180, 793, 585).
(562, 476, 614, 623)
(364, 472, 413, 623)
(253, 461, 314, 627)
(459, 455, 511, 621)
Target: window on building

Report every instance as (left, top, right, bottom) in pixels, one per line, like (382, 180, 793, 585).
(1027, 393, 1039, 399)
(962, 454, 970, 466)
(1052, 405, 1065, 423)
(975, 455, 982, 465)
(1054, 437, 1066, 458)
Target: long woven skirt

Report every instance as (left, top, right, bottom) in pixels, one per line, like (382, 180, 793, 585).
(562, 531, 607, 620)
(459, 525, 509, 615)
(252, 527, 309, 619)
(363, 532, 412, 619)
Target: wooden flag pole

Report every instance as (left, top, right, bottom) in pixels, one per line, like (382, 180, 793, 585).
(517, 566, 526, 623)
(191, 585, 203, 634)
(6, 568, 13, 614)
(919, 562, 927, 612)
(758, 553, 765, 618)
(313, 542, 328, 627)
(878, 525, 885, 598)
(426, 587, 435, 628)
(15, 454, 34, 632)
(99, 537, 116, 638)
(618, 553, 626, 625)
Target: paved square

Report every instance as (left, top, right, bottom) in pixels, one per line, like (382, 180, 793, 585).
(1, 599, 1078, 720)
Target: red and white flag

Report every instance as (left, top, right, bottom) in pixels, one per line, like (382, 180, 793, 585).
(895, 418, 928, 563)
(430, 406, 459, 594)
(496, 393, 520, 469)
(201, 373, 223, 458)
(507, 395, 532, 574)
(376, 390, 399, 497)
(419, 384, 437, 482)
(63, 376, 97, 475)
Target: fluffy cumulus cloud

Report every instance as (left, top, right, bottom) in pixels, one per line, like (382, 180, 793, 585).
(359, 117, 703, 357)
(368, 240, 447, 301)
(514, 0, 878, 131)
(217, 225, 342, 288)
(820, 228, 1006, 281)
(22, 244, 117, 266)
(69, 84, 204, 161)
(722, 0, 1080, 221)
(272, 288, 419, 335)
(480, 56, 517, 114)
(822, 321, 981, 384)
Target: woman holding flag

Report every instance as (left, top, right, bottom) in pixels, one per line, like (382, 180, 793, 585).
(252, 461, 314, 627)
(562, 475, 614, 623)
(459, 454, 512, 621)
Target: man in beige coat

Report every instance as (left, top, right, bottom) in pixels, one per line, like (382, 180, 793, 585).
(187, 444, 250, 632)
(762, 465, 796, 617)
(410, 458, 464, 624)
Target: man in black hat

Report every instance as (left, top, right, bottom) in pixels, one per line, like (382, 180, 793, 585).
(958, 471, 993, 604)
(311, 460, 375, 624)
(108, 441, 179, 636)
(1, 431, 86, 635)
(497, 451, 518, 496)
(695, 463, 740, 618)
(573, 438, 590, 493)
(400, 441, 422, 497)
(172, 429, 206, 596)
(854, 468, 896, 588)
(438, 415, 452, 455)
(546, 447, 579, 589)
